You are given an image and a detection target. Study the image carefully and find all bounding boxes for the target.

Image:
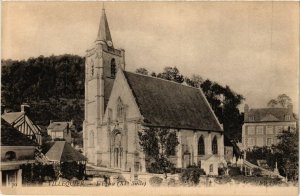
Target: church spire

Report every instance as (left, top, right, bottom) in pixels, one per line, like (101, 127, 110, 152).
(96, 7, 113, 46)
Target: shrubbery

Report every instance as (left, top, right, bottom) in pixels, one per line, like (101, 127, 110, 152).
(149, 176, 163, 186)
(232, 175, 284, 186)
(180, 165, 205, 185)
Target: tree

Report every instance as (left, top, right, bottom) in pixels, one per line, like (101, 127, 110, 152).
(185, 74, 204, 88)
(273, 127, 298, 181)
(157, 67, 184, 83)
(135, 68, 149, 75)
(267, 99, 278, 108)
(138, 127, 179, 175)
(267, 94, 292, 108)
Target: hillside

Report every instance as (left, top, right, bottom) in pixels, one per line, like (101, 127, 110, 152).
(1, 55, 85, 130)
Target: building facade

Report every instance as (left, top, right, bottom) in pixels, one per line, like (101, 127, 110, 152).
(1, 119, 37, 187)
(2, 104, 42, 145)
(242, 104, 297, 150)
(47, 120, 75, 143)
(83, 8, 226, 175)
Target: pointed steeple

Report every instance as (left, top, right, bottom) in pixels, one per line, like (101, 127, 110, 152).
(96, 7, 113, 46)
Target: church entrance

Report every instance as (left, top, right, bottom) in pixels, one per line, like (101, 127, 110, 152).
(112, 131, 123, 169)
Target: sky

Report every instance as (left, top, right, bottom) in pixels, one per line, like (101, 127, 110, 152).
(2, 2, 299, 112)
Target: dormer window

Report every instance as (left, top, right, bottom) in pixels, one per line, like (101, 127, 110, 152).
(249, 116, 254, 121)
(285, 115, 291, 121)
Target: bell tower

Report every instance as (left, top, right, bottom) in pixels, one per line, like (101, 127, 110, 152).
(83, 7, 125, 165)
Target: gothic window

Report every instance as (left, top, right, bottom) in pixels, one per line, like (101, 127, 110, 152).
(89, 130, 94, 147)
(111, 58, 116, 78)
(117, 97, 124, 121)
(212, 136, 218, 155)
(198, 136, 205, 155)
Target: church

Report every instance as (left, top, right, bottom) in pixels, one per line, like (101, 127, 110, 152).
(83, 8, 226, 175)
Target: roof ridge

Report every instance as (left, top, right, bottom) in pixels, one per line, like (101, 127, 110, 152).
(124, 71, 201, 90)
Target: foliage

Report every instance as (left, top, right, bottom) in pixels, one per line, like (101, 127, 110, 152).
(1, 55, 85, 128)
(228, 166, 242, 176)
(252, 168, 262, 177)
(231, 175, 284, 186)
(149, 176, 163, 186)
(245, 127, 298, 181)
(273, 128, 298, 181)
(138, 127, 179, 174)
(246, 146, 275, 170)
(60, 161, 85, 180)
(180, 165, 204, 185)
(20, 163, 56, 184)
(135, 68, 149, 75)
(267, 94, 292, 108)
(156, 67, 184, 83)
(214, 176, 232, 184)
(184, 74, 204, 88)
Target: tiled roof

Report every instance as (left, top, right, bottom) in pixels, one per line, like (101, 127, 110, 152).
(1, 119, 38, 146)
(246, 108, 296, 123)
(45, 141, 87, 162)
(123, 71, 222, 131)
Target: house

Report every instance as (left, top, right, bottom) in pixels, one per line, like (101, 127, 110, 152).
(45, 141, 87, 163)
(2, 104, 42, 145)
(83, 8, 226, 175)
(47, 120, 75, 143)
(242, 104, 297, 149)
(1, 119, 38, 187)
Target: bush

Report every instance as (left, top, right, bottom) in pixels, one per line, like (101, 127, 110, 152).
(232, 175, 284, 186)
(218, 167, 226, 176)
(214, 176, 232, 184)
(149, 176, 163, 186)
(252, 168, 262, 177)
(180, 165, 205, 185)
(228, 166, 242, 176)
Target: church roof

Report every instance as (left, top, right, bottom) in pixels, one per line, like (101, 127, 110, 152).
(1, 119, 38, 146)
(123, 71, 222, 132)
(96, 8, 113, 43)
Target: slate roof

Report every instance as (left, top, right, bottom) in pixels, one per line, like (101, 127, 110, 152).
(45, 141, 87, 162)
(1, 119, 38, 146)
(123, 71, 222, 132)
(246, 108, 296, 123)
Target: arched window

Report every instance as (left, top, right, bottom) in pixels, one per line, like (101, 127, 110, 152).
(212, 136, 218, 155)
(209, 164, 214, 173)
(111, 58, 116, 78)
(89, 130, 94, 147)
(198, 136, 205, 155)
(5, 151, 16, 161)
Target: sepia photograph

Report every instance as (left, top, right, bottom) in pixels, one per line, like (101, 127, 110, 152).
(1, 1, 299, 195)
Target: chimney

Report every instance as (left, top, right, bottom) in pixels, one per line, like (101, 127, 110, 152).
(244, 104, 249, 121)
(21, 104, 30, 113)
(287, 103, 293, 114)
